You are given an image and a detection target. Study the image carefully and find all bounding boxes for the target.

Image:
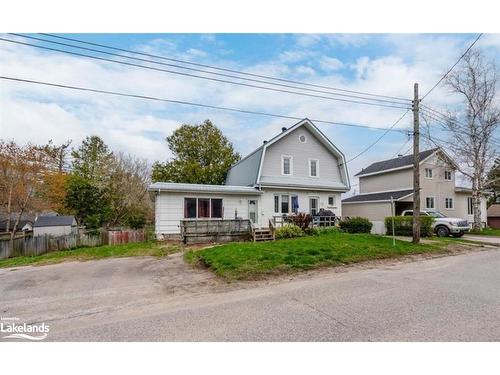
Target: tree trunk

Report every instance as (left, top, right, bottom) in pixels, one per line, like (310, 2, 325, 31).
(472, 177, 482, 230)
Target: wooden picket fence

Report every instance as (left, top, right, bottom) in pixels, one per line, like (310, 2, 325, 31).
(0, 229, 147, 260)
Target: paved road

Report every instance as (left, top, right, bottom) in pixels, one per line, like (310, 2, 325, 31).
(1, 249, 499, 341)
(463, 235, 500, 246)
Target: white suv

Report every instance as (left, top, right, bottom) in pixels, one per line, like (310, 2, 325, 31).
(401, 210, 469, 237)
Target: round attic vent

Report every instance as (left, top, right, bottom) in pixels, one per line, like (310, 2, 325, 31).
(299, 135, 307, 143)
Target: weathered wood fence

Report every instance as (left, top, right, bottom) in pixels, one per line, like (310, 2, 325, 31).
(0, 229, 147, 260)
(180, 219, 252, 244)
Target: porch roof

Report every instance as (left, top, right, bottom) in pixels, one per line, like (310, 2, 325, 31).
(148, 182, 262, 195)
(342, 189, 413, 203)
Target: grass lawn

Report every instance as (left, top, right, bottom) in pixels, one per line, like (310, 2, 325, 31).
(0, 241, 180, 268)
(185, 231, 447, 281)
(468, 228, 500, 236)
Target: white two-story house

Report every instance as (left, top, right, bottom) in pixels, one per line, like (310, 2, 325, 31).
(342, 148, 488, 233)
(149, 118, 350, 238)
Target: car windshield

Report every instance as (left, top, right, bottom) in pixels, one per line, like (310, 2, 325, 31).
(426, 211, 446, 218)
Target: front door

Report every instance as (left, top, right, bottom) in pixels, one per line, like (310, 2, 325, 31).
(248, 199, 258, 224)
(309, 197, 319, 216)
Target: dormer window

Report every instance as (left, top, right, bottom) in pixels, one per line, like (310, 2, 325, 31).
(425, 168, 433, 179)
(309, 159, 319, 177)
(444, 170, 452, 180)
(282, 155, 292, 175)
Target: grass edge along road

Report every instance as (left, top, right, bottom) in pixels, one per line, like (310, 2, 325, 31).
(185, 231, 449, 281)
(468, 228, 500, 236)
(0, 241, 180, 268)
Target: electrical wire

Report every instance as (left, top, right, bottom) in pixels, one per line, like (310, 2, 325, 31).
(0, 37, 410, 110)
(421, 33, 483, 100)
(9, 33, 410, 107)
(39, 33, 412, 103)
(0, 75, 410, 133)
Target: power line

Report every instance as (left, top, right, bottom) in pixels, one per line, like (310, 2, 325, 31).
(0, 75, 410, 133)
(0, 37, 410, 111)
(39, 32, 411, 103)
(421, 33, 483, 101)
(341, 109, 411, 165)
(9, 33, 410, 107)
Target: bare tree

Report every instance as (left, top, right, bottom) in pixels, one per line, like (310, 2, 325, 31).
(428, 50, 500, 229)
(106, 152, 152, 227)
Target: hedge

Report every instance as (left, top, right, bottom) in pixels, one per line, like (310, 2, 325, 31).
(275, 224, 304, 239)
(339, 217, 373, 233)
(384, 216, 435, 237)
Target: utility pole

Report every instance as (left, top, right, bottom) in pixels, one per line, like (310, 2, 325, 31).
(412, 83, 420, 244)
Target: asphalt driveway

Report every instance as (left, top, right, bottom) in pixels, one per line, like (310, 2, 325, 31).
(1, 247, 499, 341)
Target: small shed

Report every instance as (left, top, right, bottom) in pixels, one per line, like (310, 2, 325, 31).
(487, 204, 500, 229)
(33, 215, 77, 237)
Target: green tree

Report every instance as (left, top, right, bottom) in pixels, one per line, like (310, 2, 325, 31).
(486, 157, 500, 206)
(151, 120, 240, 184)
(71, 135, 113, 184)
(64, 174, 110, 229)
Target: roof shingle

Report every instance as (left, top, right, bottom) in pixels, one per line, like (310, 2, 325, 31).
(342, 189, 413, 203)
(355, 149, 438, 177)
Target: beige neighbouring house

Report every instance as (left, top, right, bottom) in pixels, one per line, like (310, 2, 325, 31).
(342, 148, 488, 234)
(149, 118, 350, 239)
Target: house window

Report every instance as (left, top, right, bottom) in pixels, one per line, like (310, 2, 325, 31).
(425, 168, 433, 178)
(291, 195, 299, 214)
(445, 197, 454, 209)
(197, 198, 210, 218)
(184, 198, 223, 219)
(184, 198, 197, 218)
(274, 195, 279, 213)
(282, 155, 292, 175)
(211, 199, 223, 218)
(444, 170, 452, 180)
(328, 196, 336, 206)
(309, 159, 319, 177)
(425, 197, 435, 209)
(281, 195, 289, 214)
(467, 197, 474, 215)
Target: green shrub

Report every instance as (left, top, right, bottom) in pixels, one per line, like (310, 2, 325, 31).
(339, 217, 373, 233)
(275, 224, 304, 239)
(308, 226, 340, 236)
(384, 216, 435, 237)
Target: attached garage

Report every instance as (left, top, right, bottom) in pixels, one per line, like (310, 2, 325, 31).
(487, 204, 500, 229)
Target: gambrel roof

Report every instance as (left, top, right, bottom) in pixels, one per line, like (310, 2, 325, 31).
(225, 118, 350, 191)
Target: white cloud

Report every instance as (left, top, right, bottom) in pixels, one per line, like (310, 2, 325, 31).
(318, 56, 344, 71)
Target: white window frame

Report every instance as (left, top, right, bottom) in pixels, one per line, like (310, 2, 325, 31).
(444, 170, 452, 181)
(308, 158, 319, 178)
(445, 197, 454, 209)
(425, 196, 435, 209)
(467, 197, 474, 215)
(328, 195, 336, 207)
(424, 168, 433, 179)
(281, 155, 293, 176)
(273, 195, 280, 214)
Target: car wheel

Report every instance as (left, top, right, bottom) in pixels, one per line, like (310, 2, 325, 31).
(452, 232, 464, 238)
(436, 226, 450, 237)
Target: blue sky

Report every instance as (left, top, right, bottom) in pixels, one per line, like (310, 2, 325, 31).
(1, 33, 499, 189)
